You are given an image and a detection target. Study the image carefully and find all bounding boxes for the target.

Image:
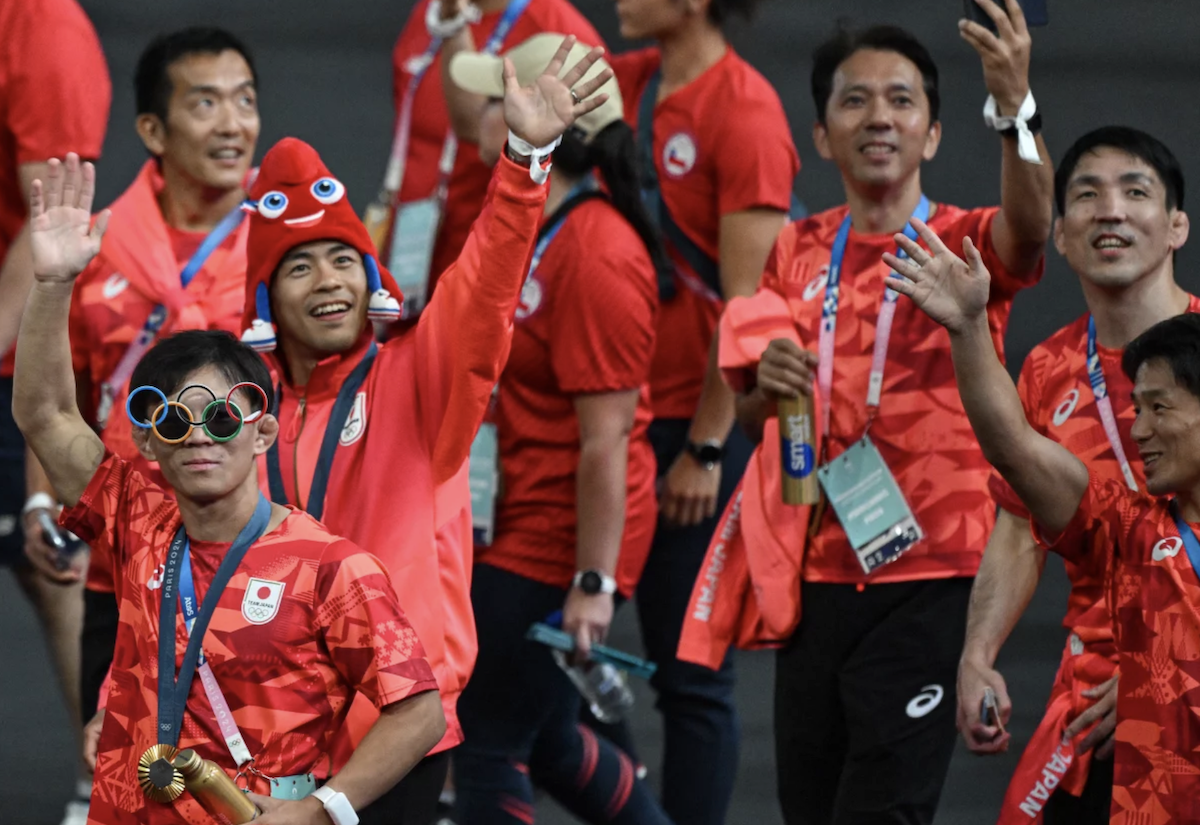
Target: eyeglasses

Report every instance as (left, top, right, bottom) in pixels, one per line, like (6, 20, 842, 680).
(126, 382, 269, 444)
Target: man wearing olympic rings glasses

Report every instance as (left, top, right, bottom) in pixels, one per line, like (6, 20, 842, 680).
(235, 37, 612, 824)
(13, 153, 446, 825)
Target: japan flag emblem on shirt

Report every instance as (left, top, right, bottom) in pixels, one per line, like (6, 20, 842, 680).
(663, 133, 697, 178)
(242, 578, 286, 625)
(340, 392, 367, 446)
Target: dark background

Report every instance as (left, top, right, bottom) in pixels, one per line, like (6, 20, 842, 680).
(4, 1, 1198, 822)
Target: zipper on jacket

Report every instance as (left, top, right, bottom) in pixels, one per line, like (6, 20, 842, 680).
(293, 395, 307, 510)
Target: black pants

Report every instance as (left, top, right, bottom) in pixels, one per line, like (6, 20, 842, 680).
(1043, 752, 1113, 825)
(354, 750, 451, 825)
(775, 578, 972, 825)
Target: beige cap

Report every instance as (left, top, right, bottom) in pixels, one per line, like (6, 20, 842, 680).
(449, 32, 623, 142)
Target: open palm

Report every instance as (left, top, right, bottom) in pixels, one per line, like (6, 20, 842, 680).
(503, 35, 612, 148)
(883, 219, 992, 334)
(29, 154, 108, 283)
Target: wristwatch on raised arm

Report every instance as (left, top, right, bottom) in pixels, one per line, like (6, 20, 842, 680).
(572, 569, 617, 596)
(312, 786, 359, 825)
(685, 439, 724, 471)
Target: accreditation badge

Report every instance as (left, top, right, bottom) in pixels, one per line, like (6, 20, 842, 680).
(469, 422, 500, 547)
(817, 436, 923, 574)
(388, 197, 441, 318)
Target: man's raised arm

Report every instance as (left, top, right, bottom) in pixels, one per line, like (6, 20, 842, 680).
(884, 220, 1086, 534)
(13, 154, 106, 507)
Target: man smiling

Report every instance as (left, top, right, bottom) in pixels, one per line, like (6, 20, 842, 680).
(239, 37, 612, 824)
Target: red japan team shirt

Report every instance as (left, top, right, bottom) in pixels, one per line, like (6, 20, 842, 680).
(611, 47, 799, 420)
(0, 0, 110, 374)
(478, 197, 659, 596)
(1042, 480, 1200, 824)
(391, 0, 602, 284)
(64, 453, 437, 825)
(761, 204, 1041, 583)
(991, 296, 1200, 652)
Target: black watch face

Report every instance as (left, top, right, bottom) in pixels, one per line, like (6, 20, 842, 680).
(694, 444, 722, 465)
(579, 570, 603, 594)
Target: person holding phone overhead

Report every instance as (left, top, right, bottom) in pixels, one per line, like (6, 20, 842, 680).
(732, 3, 1054, 822)
(606, 1, 800, 821)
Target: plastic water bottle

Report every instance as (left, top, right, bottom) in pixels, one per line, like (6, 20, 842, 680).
(553, 650, 635, 723)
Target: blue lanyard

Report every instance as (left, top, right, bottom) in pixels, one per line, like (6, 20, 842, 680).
(527, 177, 598, 278)
(179, 205, 245, 288)
(1168, 499, 1200, 581)
(1086, 316, 1139, 491)
(156, 494, 272, 746)
(266, 342, 379, 521)
(411, 0, 532, 89)
(816, 195, 930, 435)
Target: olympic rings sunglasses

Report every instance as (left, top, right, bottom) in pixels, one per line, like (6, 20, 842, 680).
(126, 382, 269, 444)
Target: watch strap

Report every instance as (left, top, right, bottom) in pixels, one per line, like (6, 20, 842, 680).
(312, 786, 359, 825)
(982, 91, 1042, 165)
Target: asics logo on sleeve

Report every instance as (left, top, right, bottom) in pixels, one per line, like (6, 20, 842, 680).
(1052, 389, 1080, 427)
(102, 274, 129, 300)
(1153, 537, 1183, 562)
(905, 684, 945, 718)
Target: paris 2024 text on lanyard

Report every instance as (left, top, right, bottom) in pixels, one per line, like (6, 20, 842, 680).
(814, 197, 930, 575)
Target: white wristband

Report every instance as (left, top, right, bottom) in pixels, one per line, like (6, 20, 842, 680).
(507, 130, 562, 185)
(312, 786, 358, 825)
(425, 0, 482, 40)
(22, 492, 57, 516)
(983, 91, 1042, 166)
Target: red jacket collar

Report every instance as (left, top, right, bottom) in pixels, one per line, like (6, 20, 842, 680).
(272, 330, 375, 404)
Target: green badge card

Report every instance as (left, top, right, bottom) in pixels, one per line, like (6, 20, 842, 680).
(817, 436, 924, 574)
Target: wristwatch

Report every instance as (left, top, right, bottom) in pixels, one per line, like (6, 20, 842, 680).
(685, 439, 724, 471)
(572, 569, 617, 595)
(312, 786, 359, 825)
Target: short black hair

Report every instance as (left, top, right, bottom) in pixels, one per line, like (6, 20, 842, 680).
(135, 27, 257, 121)
(1122, 312, 1200, 400)
(811, 24, 940, 126)
(128, 330, 272, 423)
(1054, 126, 1185, 215)
(708, 0, 763, 27)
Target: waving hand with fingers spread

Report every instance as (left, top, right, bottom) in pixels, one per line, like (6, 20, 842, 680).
(883, 218, 991, 334)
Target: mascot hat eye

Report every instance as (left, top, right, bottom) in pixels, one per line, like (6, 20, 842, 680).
(259, 191, 289, 219)
(311, 177, 345, 205)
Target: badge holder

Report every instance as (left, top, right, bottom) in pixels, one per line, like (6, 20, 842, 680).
(817, 435, 924, 574)
(469, 421, 500, 547)
(270, 773, 317, 800)
(387, 197, 440, 319)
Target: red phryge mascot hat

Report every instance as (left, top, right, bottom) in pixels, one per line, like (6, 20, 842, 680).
(240, 137, 402, 352)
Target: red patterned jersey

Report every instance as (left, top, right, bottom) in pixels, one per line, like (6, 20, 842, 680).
(760, 204, 1041, 583)
(991, 296, 1200, 650)
(1044, 480, 1200, 824)
(612, 47, 799, 419)
(64, 454, 437, 825)
(478, 197, 658, 596)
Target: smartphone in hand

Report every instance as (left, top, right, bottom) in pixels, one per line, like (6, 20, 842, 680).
(980, 686, 1007, 736)
(963, 0, 1049, 34)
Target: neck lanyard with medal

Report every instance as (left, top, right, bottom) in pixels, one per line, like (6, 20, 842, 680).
(139, 494, 272, 803)
(1086, 315, 1139, 491)
(97, 206, 247, 429)
(812, 196, 931, 575)
(266, 341, 379, 521)
(469, 176, 603, 547)
(379, 0, 533, 317)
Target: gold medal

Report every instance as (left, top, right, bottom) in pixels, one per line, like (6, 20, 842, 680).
(138, 744, 185, 803)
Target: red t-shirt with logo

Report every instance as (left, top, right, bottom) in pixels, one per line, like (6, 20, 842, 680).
(0, 0, 110, 374)
(64, 453, 437, 825)
(761, 204, 1041, 583)
(391, 0, 602, 285)
(611, 47, 799, 419)
(1043, 479, 1200, 824)
(477, 197, 658, 596)
(991, 298, 1200, 651)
